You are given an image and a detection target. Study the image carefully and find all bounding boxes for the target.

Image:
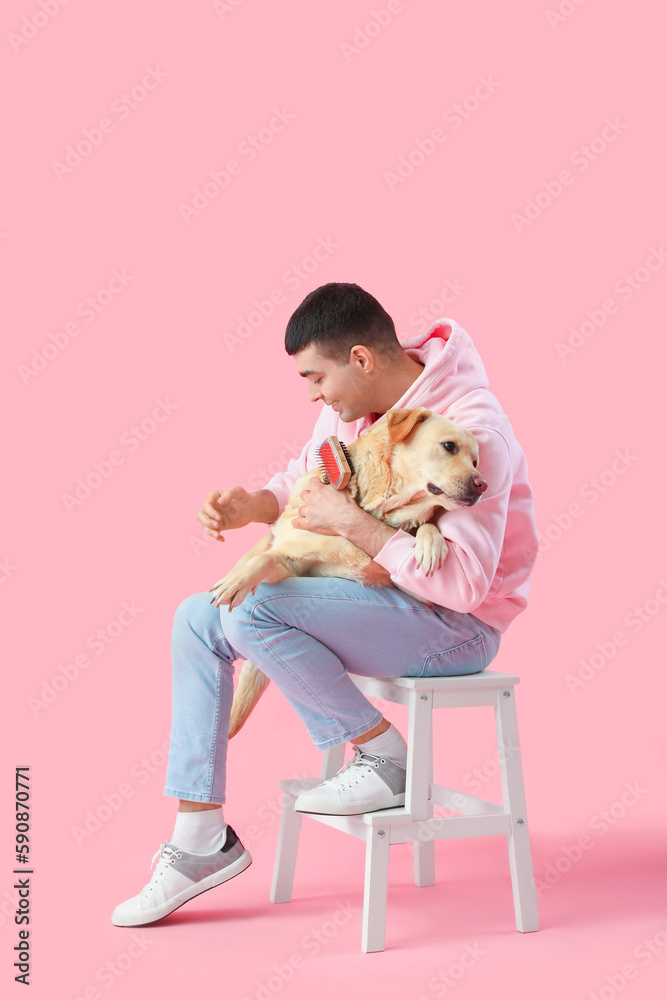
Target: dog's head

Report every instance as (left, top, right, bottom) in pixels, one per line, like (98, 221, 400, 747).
(386, 407, 487, 509)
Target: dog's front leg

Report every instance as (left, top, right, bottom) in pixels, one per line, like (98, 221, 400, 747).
(209, 551, 292, 611)
(209, 534, 272, 609)
(414, 523, 448, 576)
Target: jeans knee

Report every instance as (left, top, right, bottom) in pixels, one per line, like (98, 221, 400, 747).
(174, 591, 204, 624)
(173, 591, 220, 643)
(222, 597, 256, 649)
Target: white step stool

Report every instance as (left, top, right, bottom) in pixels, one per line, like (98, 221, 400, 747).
(269, 669, 539, 952)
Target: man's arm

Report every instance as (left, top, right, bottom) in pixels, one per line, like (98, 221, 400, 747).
(251, 489, 281, 524)
(339, 508, 398, 556)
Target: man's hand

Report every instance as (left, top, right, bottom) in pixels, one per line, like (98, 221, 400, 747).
(291, 478, 358, 536)
(197, 486, 256, 541)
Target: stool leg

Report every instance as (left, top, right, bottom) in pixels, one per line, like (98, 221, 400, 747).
(321, 743, 345, 779)
(270, 745, 346, 904)
(413, 715, 435, 887)
(362, 826, 390, 953)
(405, 690, 432, 819)
(494, 687, 539, 932)
(270, 787, 303, 904)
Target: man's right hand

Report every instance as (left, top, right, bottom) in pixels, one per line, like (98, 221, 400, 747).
(198, 486, 255, 541)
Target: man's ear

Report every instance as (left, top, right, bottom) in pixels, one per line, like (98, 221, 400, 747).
(386, 407, 433, 445)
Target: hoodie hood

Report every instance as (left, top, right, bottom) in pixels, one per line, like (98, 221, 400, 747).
(356, 317, 491, 433)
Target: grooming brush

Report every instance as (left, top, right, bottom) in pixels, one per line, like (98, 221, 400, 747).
(316, 435, 353, 490)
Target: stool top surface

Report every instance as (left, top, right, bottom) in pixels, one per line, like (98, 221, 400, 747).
(353, 669, 520, 690)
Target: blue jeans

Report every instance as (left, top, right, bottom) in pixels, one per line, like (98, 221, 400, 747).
(163, 577, 502, 804)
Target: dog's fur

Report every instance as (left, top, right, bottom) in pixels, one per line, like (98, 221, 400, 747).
(208, 407, 485, 737)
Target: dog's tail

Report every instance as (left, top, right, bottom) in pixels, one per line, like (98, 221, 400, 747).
(228, 660, 271, 737)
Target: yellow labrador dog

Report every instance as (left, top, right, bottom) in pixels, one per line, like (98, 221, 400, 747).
(209, 406, 486, 736)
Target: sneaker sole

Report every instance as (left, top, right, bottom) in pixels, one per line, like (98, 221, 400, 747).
(111, 849, 253, 927)
(294, 792, 406, 816)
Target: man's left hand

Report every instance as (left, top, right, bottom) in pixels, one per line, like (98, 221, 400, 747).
(291, 478, 358, 536)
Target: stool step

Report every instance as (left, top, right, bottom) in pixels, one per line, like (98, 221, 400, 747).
(279, 778, 506, 819)
(277, 778, 512, 841)
(279, 805, 512, 843)
(430, 784, 505, 817)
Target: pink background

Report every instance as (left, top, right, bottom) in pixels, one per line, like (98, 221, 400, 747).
(2, 0, 666, 996)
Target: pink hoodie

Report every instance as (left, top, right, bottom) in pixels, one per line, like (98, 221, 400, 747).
(263, 318, 539, 633)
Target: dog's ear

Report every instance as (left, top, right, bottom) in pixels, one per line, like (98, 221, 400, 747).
(386, 407, 432, 444)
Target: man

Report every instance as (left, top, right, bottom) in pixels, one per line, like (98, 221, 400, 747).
(112, 282, 539, 927)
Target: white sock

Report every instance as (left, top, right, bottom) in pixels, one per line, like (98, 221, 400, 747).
(352, 723, 407, 767)
(171, 807, 227, 855)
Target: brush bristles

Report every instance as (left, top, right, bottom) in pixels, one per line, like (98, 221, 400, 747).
(315, 457, 330, 483)
(317, 436, 351, 490)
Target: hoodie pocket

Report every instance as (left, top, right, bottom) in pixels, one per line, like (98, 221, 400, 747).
(419, 633, 487, 677)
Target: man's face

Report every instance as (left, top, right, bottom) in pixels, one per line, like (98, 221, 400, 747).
(293, 343, 374, 422)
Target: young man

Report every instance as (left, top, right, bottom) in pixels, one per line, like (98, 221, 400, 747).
(112, 282, 539, 927)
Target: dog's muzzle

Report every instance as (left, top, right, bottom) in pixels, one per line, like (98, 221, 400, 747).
(463, 477, 489, 505)
(428, 477, 488, 503)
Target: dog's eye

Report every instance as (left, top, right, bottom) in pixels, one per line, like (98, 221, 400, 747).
(473, 459, 478, 468)
(442, 441, 457, 453)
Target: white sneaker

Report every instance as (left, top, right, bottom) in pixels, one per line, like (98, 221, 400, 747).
(111, 825, 252, 926)
(294, 746, 406, 816)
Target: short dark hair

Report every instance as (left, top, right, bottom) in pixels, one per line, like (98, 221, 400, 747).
(284, 282, 403, 365)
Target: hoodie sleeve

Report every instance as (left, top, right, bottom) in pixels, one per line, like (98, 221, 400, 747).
(372, 426, 513, 613)
(259, 405, 336, 523)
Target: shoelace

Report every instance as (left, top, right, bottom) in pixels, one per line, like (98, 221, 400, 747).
(143, 844, 182, 894)
(322, 746, 388, 792)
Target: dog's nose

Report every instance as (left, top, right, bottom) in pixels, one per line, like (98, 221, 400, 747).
(472, 476, 488, 494)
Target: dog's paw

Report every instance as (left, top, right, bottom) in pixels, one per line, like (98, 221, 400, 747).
(414, 523, 448, 576)
(208, 569, 256, 612)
